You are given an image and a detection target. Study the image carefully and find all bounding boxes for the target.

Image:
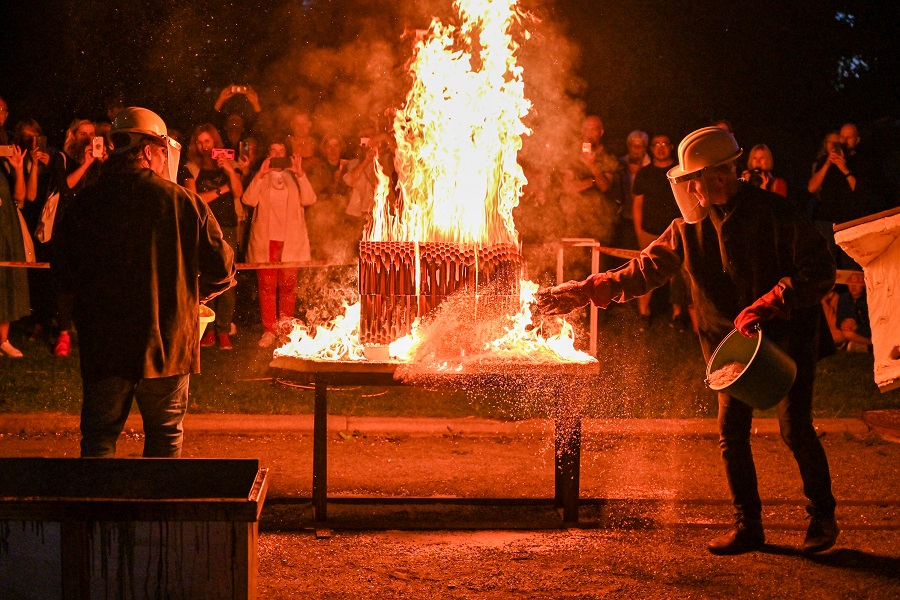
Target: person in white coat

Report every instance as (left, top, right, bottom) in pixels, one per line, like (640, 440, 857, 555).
(242, 141, 316, 347)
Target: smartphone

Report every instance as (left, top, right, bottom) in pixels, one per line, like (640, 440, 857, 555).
(0, 145, 14, 157)
(270, 156, 292, 169)
(91, 137, 105, 158)
(211, 148, 235, 161)
(360, 137, 370, 148)
(239, 141, 250, 158)
(231, 85, 249, 94)
(582, 142, 592, 154)
(35, 135, 48, 153)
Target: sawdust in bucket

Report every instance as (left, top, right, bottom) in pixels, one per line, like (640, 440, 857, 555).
(707, 361, 747, 388)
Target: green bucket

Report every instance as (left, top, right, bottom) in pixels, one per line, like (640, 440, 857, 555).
(705, 329, 797, 410)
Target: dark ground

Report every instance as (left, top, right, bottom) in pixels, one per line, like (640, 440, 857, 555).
(2, 413, 899, 599)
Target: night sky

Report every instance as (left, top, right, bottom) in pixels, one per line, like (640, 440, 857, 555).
(2, 0, 898, 197)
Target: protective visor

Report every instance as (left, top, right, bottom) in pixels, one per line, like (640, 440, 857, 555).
(666, 166, 710, 224)
(162, 136, 182, 183)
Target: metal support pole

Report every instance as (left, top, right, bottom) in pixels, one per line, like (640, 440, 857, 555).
(313, 375, 328, 523)
(590, 247, 600, 357)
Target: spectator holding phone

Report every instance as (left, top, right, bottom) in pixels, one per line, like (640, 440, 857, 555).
(185, 123, 243, 350)
(741, 144, 788, 198)
(807, 127, 866, 269)
(46, 119, 106, 357)
(0, 143, 31, 358)
(241, 140, 316, 347)
(212, 84, 261, 152)
(14, 119, 54, 343)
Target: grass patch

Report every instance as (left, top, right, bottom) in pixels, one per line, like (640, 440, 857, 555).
(2, 305, 899, 419)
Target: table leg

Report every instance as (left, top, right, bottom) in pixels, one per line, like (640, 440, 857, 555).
(313, 375, 328, 523)
(554, 398, 582, 524)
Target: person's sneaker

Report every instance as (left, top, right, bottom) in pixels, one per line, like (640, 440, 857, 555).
(259, 331, 277, 348)
(217, 333, 233, 350)
(53, 331, 71, 357)
(707, 519, 765, 555)
(0, 340, 24, 358)
(803, 513, 839, 554)
(200, 330, 216, 348)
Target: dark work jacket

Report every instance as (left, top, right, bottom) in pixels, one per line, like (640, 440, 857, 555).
(53, 167, 236, 379)
(592, 183, 835, 362)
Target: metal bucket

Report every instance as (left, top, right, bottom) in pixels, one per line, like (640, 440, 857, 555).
(199, 305, 216, 338)
(706, 329, 797, 410)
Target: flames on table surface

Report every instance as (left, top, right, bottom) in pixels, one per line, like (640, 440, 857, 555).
(276, 0, 595, 367)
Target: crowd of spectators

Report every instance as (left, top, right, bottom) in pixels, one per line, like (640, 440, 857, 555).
(1, 86, 897, 358)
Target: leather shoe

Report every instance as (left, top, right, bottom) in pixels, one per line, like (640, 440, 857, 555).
(803, 513, 839, 554)
(707, 519, 765, 555)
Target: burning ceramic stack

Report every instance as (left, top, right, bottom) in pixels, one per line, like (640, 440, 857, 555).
(358, 241, 524, 346)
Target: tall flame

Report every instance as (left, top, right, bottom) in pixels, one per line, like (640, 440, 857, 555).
(368, 0, 530, 245)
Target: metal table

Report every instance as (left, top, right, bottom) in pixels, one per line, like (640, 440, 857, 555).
(269, 356, 598, 525)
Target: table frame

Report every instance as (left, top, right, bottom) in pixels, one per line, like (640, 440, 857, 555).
(270, 359, 592, 524)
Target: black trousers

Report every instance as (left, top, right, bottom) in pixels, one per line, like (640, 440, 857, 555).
(717, 350, 836, 521)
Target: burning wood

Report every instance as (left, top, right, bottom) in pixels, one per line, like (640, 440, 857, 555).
(276, 0, 596, 368)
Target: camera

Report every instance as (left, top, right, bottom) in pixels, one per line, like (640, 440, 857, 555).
(91, 136, 105, 158)
(269, 156, 292, 169)
(231, 85, 249, 94)
(748, 168, 765, 188)
(35, 135, 48, 153)
(582, 142, 592, 154)
(211, 148, 235, 161)
(360, 137, 370, 148)
(0, 145, 14, 157)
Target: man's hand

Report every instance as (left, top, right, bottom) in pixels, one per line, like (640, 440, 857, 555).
(534, 280, 591, 315)
(734, 284, 790, 337)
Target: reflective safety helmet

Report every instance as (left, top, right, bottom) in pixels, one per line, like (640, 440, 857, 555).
(111, 107, 182, 182)
(666, 127, 742, 223)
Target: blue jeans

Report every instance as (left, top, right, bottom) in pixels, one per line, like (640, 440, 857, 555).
(80, 374, 190, 458)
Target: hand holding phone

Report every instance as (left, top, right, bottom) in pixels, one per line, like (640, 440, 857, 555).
(211, 148, 235, 161)
(91, 137, 105, 158)
(269, 156, 292, 170)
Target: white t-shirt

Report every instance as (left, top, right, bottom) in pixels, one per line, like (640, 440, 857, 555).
(268, 173, 290, 242)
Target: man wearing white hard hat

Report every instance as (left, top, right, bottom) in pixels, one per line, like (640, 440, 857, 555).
(536, 126, 839, 555)
(52, 107, 236, 459)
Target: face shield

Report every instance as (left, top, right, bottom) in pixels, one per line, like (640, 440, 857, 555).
(161, 135, 181, 182)
(667, 166, 710, 224)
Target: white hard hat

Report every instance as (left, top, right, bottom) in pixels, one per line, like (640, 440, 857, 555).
(666, 127, 742, 223)
(111, 107, 182, 182)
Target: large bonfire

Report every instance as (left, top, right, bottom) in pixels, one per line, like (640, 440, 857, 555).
(277, 0, 594, 366)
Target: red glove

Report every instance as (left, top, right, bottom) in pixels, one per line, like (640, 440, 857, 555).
(534, 274, 612, 315)
(734, 284, 790, 337)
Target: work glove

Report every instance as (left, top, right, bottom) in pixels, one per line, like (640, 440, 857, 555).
(734, 284, 790, 337)
(534, 274, 612, 315)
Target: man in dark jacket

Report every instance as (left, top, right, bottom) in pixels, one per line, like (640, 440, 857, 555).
(536, 127, 839, 555)
(53, 107, 235, 458)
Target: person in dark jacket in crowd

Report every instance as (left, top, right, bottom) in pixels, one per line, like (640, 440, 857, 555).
(535, 127, 839, 556)
(52, 107, 236, 458)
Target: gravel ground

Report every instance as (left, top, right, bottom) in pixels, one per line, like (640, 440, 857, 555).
(1, 417, 899, 598)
